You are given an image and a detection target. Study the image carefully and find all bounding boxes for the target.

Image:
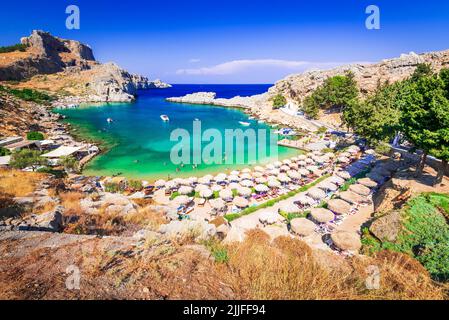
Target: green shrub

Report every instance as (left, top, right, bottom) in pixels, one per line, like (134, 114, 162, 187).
(362, 193, 449, 282)
(272, 94, 287, 109)
(0, 147, 11, 156)
(26, 131, 45, 141)
(129, 180, 143, 190)
(9, 149, 46, 170)
(0, 85, 54, 104)
(202, 239, 229, 263)
(0, 43, 28, 53)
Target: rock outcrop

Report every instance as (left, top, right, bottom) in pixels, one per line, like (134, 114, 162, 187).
(0, 30, 171, 102)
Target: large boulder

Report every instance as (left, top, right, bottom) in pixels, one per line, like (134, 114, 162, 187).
(369, 210, 402, 242)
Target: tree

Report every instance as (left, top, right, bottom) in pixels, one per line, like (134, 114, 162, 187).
(302, 71, 359, 119)
(272, 94, 287, 109)
(397, 74, 449, 179)
(10, 149, 47, 171)
(342, 81, 402, 144)
(60, 155, 79, 173)
(27, 131, 44, 141)
(410, 63, 433, 82)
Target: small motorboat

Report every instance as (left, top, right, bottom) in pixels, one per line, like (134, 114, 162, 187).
(107, 118, 113, 123)
(160, 115, 170, 122)
(239, 121, 251, 126)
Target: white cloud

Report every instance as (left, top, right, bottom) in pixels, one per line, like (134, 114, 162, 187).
(176, 59, 359, 76)
(188, 58, 201, 63)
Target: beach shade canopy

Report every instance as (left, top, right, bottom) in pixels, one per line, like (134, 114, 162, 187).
(337, 156, 351, 164)
(313, 150, 323, 156)
(287, 170, 301, 179)
(349, 184, 371, 196)
(230, 170, 240, 176)
(289, 163, 299, 170)
(240, 173, 253, 180)
(228, 182, 240, 190)
(256, 177, 268, 184)
(283, 159, 292, 165)
(297, 161, 307, 167)
(274, 161, 283, 168)
(328, 175, 346, 186)
(254, 166, 265, 172)
(296, 194, 316, 206)
(215, 173, 227, 182)
(331, 231, 362, 252)
(178, 186, 193, 195)
(277, 173, 291, 183)
(290, 218, 316, 237)
(233, 196, 249, 208)
(336, 171, 352, 180)
(155, 179, 166, 188)
(280, 165, 290, 172)
(240, 179, 254, 188)
(199, 188, 213, 199)
(298, 168, 310, 177)
(210, 198, 227, 210)
(267, 179, 281, 188)
(255, 184, 270, 193)
(268, 168, 280, 176)
(188, 177, 198, 184)
(228, 175, 240, 182)
(291, 156, 299, 162)
(310, 208, 334, 224)
(219, 188, 234, 200)
(265, 164, 275, 170)
(280, 203, 300, 214)
(173, 195, 192, 206)
(241, 168, 252, 174)
(252, 172, 263, 178)
(165, 180, 178, 190)
(357, 177, 378, 188)
(339, 152, 351, 158)
(297, 155, 307, 161)
(339, 191, 364, 205)
(305, 158, 314, 165)
(259, 210, 281, 225)
(179, 179, 191, 186)
(198, 177, 211, 185)
(307, 188, 326, 201)
(238, 187, 252, 197)
(306, 165, 319, 174)
(195, 184, 209, 192)
(211, 185, 223, 192)
(327, 199, 352, 215)
(203, 174, 214, 180)
(317, 181, 338, 192)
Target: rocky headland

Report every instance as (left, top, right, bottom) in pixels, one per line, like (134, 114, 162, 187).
(0, 30, 171, 103)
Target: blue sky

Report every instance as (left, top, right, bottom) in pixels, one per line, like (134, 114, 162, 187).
(1, 0, 449, 84)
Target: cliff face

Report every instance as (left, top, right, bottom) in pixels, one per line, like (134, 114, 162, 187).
(269, 50, 449, 103)
(0, 30, 171, 102)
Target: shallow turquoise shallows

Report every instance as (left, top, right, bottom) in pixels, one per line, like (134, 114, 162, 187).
(56, 85, 300, 181)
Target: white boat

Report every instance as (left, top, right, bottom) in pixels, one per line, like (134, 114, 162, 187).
(160, 115, 170, 122)
(107, 118, 113, 123)
(239, 121, 251, 126)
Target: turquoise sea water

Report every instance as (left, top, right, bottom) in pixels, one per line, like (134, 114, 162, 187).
(56, 85, 300, 181)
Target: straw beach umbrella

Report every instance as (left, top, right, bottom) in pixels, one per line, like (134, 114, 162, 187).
(357, 178, 378, 188)
(298, 155, 307, 161)
(165, 180, 177, 190)
(255, 184, 269, 193)
(274, 161, 282, 168)
(155, 180, 166, 188)
(290, 218, 316, 237)
(306, 165, 319, 174)
(230, 170, 240, 176)
(240, 173, 252, 180)
(240, 180, 254, 188)
(265, 164, 275, 170)
(277, 173, 291, 184)
(287, 170, 301, 180)
(219, 189, 233, 201)
(327, 199, 352, 215)
(198, 177, 211, 185)
(233, 197, 249, 208)
(195, 184, 208, 192)
(173, 196, 192, 206)
(199, 188, 213, 199)
(310, 208, 334, 224)
(339, 191, 364, 205)
(328, 176, 345, 186)
(317, 181, 338, 192)
(298, 168, 310, 177)
(228, 182, 240, 190)
(298, 161, 307, 167)
(280, 165, 290, 172)
(214, 173, 227, 183)
(178, 186, 193, 195)
(280, 203, 300, 214)
(242, 168, 252, 174)
(259, 210, 281, 225)
(228, 175, 240, 182)
(210, 198, 227, 211)
(349, 184, 371, 196)
(267, 179, 281, 188)
(211, 185, 223, 192)
(307, 188, 326, 201)
(336, 171, 352, 180)
(238, 187, 252, 197)
(254, 166, 265, 172)
(296, 195, 316, 207)
(256, 177, 268, 184)
(331, 231, 362, 252)
(337, 156, 350, 164)
(188, 177, 198, 185)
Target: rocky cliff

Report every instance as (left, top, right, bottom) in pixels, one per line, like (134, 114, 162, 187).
(0, 30, 171, 102)
(269, 50, 449, 103)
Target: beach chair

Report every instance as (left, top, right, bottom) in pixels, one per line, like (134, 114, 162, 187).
(197, 199, 206, 207)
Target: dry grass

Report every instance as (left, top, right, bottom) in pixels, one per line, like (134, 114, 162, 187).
(219, 230, 447, 300)
(0, 169, 46, 197)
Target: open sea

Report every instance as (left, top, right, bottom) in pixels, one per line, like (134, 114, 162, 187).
(56, 84, 301, 181)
